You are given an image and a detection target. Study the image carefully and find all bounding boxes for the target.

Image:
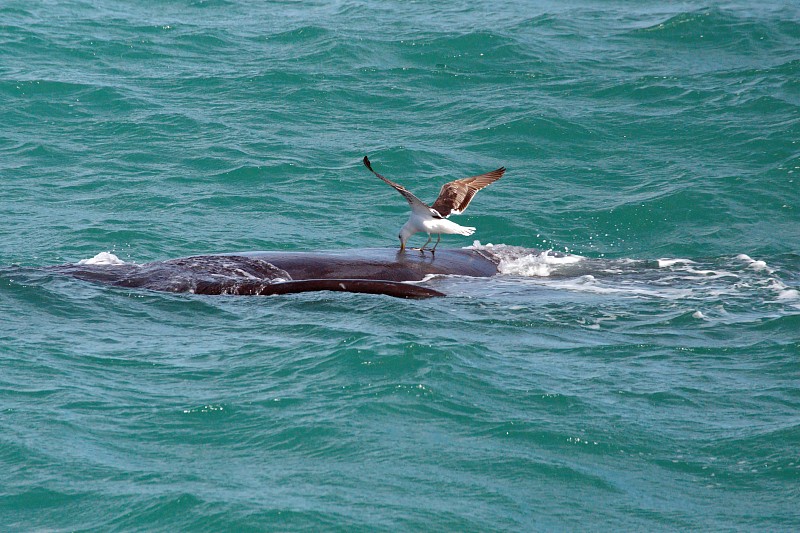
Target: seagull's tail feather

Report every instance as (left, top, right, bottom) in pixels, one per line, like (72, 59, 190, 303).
(458, 226, 476, 236)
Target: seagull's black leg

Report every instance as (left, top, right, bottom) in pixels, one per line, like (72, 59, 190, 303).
(431, 234, 441, 253)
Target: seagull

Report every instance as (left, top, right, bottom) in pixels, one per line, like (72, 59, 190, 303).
(363, 155, 505, 252)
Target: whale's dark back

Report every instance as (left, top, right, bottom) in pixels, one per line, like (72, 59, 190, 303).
(46, 248, 500, 298)
(231, 248, 499, 281)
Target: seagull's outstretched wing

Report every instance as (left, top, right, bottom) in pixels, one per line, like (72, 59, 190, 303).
(430, 167, 506, 218)
(363, 156, 434, 216)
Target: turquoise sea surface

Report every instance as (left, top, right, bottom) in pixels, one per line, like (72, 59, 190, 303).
(1, 1, 799, 530)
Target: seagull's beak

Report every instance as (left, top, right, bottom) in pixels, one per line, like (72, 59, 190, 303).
(399, 238, 405, 252)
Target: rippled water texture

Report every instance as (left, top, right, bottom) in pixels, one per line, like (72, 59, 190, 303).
(1, 1, 798, 530)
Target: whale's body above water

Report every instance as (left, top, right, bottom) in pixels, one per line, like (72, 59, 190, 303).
(48, 248, 503, 299)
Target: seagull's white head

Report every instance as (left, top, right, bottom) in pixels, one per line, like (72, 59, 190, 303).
(399, 222, 416, 252)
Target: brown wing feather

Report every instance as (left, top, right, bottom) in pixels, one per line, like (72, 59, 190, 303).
(363, 156, 431, 212)
(430, 167, 506, 217)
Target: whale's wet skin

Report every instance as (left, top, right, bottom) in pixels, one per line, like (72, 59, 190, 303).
(42, 248, 504, 299)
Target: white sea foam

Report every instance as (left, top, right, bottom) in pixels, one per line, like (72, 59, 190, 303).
(658, 258, 740, 281)
(676, 267, 738, 280)
(776, 289, 800, 301)
(467, 241, 583, 277)
(657, 258, 696, 268)
(762, 278, 800, 302)
(460, 245, 799, 306)
(77, 252, 126, 265)
(497, 252, 575, 277)
(410, 273, 446, 284)
(538, 278, 694, 299)
(736, 254, 774, 273)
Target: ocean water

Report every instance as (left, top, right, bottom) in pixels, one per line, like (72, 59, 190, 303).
(1, 0, 799, 530)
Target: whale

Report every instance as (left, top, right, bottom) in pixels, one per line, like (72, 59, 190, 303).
(46, 248, 502, 299)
